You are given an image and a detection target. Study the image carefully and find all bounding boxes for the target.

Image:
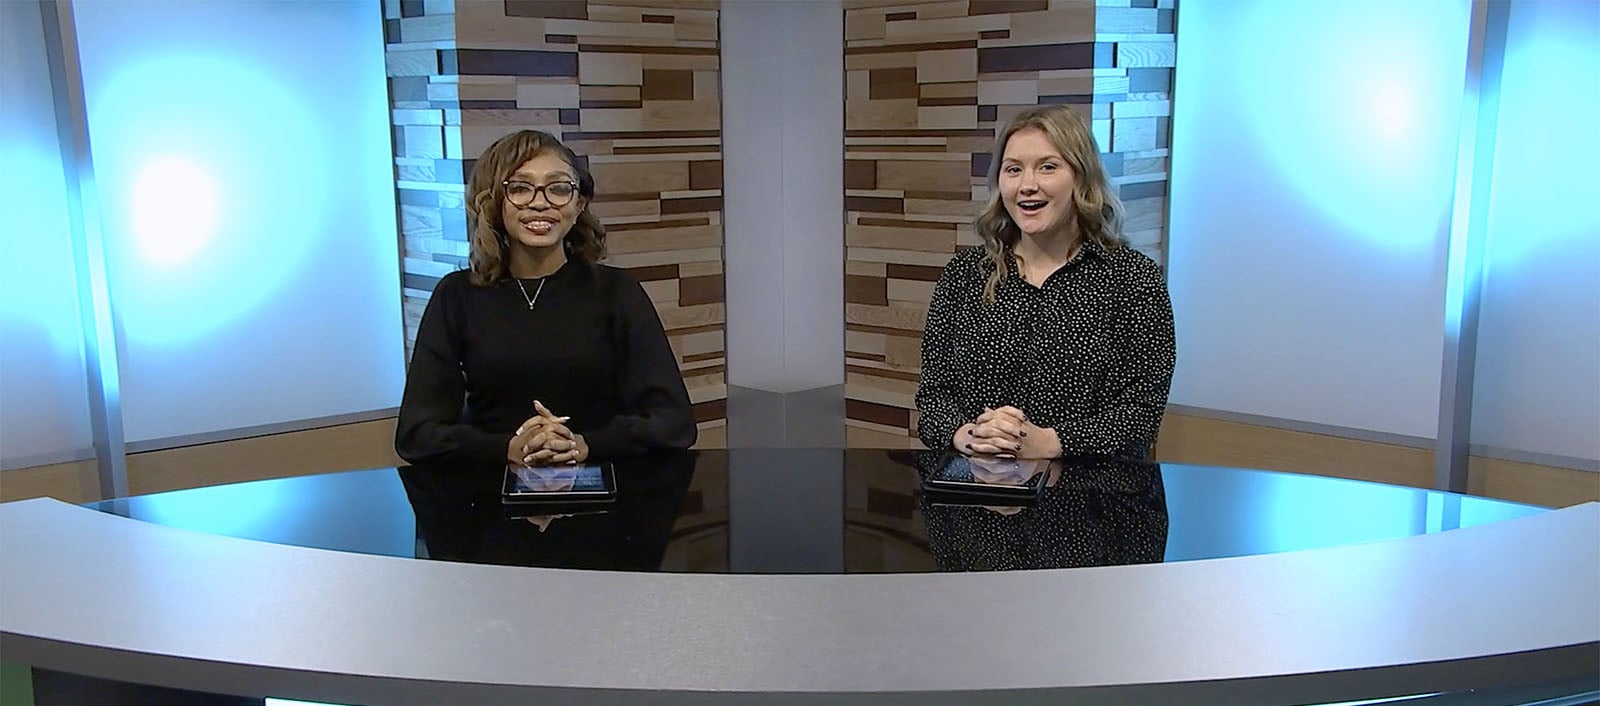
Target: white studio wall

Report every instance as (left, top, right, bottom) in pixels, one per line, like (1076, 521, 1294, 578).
(70, 0, 406, 445)
(1469, 0, 1600, 467)
(1166, 0, 1472, 439)
(0, 0, 96, 469)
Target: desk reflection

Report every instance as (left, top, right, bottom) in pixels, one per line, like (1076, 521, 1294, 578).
(400, 452, 698, 571)
(918, 453, 1168, 571)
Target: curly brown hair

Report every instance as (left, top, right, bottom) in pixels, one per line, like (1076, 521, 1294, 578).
(975, 106, 1125, 301)
(464, 130, 606, 286)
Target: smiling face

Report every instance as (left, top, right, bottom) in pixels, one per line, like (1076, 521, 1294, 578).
(499, 151, 586, 250)
(998, 127, 1078, 238)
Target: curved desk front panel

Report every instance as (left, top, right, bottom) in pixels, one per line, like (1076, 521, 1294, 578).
(0, 451, 1594, 705)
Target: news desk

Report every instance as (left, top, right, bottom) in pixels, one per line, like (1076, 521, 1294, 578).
(1, 449, 1595, 705)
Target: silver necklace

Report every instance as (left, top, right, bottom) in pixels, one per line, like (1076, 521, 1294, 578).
(515, 277, 547, 310)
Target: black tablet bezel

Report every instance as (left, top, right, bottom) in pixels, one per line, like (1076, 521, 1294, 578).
(921, 452, 1048, 502)
(501, 462, 618, 504)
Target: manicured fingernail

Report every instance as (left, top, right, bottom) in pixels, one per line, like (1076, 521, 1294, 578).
(1020, 430, 1028, 437)
(966, 429, 973, 435)
(964, 443, 973, 451)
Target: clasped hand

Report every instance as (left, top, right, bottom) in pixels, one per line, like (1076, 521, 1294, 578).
(954, 406, 1061, 459)
(507, 400, 590, 466)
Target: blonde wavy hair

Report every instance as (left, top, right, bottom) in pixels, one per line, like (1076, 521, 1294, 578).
(465, 130, 606, 286)
(975, 105, 1125, 301)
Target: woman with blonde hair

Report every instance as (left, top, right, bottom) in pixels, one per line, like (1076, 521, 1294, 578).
(397, 130, 695, 471)
(915, 105, 1176, 460)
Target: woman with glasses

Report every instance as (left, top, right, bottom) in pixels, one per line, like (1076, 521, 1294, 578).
(396, 130, 696, 473)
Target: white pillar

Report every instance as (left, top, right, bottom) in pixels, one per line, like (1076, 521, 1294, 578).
(722, 0, 844, 396)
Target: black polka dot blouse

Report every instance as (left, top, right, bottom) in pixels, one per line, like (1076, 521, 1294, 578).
(915, 241, 1177, 458)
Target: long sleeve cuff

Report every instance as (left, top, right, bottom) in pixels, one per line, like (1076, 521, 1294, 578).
(1051, 416, 1155, 459)
(467, 431, 510, 468)
(918, 411, 962, 451)
(582, 426, 633, 461)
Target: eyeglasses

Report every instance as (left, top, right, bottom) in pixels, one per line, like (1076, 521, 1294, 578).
(502, 179, 578, 208)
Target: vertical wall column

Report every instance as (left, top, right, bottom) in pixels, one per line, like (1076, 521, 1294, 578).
(1433, 0, 1508, 492)
(723, 0, 845, 447)
(39, 0, 127, 499)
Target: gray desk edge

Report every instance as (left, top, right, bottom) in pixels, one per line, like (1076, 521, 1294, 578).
(2, 498, 1596, 706)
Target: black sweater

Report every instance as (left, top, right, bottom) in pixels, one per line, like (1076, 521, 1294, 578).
(395, 262, 696, 468)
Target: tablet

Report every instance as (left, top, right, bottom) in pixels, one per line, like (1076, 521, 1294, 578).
(921, 453, 1048, 504)
(502, 463, 617, 502)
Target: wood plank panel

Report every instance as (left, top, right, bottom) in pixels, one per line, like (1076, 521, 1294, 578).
(845, 0, 1177, 440)
(389, 1, 727, 424)
(1153, 413, 1434, 489)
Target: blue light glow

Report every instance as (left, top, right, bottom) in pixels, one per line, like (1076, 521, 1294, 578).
(1234, 0, 1471, 255)
(1163, 467, 1425, 561)
(84, 53, 329, 347)
(126, 469, 417, 557)
(129, 155, 222, 266)
(1161, 465, 1544, 563)
(68, 0, 406, 444)
(1483, 6, 1600, 268)
(1468, 0, 1600, 460)
(134, 476, 293, 540)
(0, 0, 97, 465)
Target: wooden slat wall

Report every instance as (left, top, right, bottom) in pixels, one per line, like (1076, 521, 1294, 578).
(842, 0, 1177, 447)
(384, 0, 727, 434)
(385, 0, 468, 363)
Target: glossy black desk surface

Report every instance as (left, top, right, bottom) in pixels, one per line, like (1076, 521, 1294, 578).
(88, 450, 1543, 575)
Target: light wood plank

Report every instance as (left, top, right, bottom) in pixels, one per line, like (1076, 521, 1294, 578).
(847, 10, 887, 41)
(846, 420, 922, 449)
(693, 423, 727, 450)
(126, 419, 404, 497)
(878, 160, 970, 192)
(919, 105, 977, 130)
(605, 247, 722, 268)
(579, 53, 644, 86)
(884, 13, 1009, 42)
(515, 81, 581, 109)
(1116, 41, 1177, 68)
(848, 260, 888, 277)
(917, 48, 977, 83)
(546, 18, 675, 40)
(846, 371, 920, 397)
(847, 99, 920, 130)
(0, 459, 98, 503)
(846, 302, 928, 333)
(888, 278, 935, 302)
(1469, 456, 1600, 508)
(1006, 8, 1096, 44)
(589, 160, 691, 193)
(846, 328, 888, 356)
(1154, 413, 1433, 489)
(848, 247, 957, 266)
(607, 224, 723, 255)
